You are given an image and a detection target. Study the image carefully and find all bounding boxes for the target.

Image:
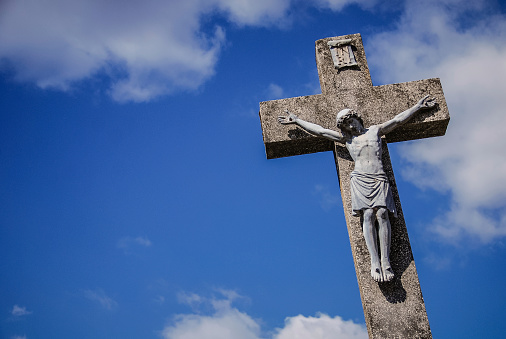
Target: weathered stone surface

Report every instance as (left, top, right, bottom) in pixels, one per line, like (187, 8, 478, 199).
(259, 33, 449, 338)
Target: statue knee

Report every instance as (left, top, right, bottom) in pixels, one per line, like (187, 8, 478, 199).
(363, 208, 375, 222)
(377, 208, 389, 220)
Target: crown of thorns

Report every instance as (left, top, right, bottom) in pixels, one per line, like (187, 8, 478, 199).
(336, 108, 363, 128)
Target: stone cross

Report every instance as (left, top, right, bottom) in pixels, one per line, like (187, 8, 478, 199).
(259, 33, 449, 338)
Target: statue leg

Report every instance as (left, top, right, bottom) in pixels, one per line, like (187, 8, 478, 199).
(377, 207, 394, 282)
(363, 208, 382, 282)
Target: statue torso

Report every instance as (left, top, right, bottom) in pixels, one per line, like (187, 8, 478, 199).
(345, 126, 385, 174)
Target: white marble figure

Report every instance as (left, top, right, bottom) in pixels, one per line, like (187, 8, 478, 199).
(278, 96, 436, 282)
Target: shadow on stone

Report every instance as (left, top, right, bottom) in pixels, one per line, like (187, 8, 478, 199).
(379, 273, 407, 304)
(334, 144, 353, 161)
(288, 128, 312, 140)
(377, 140, 414, 304)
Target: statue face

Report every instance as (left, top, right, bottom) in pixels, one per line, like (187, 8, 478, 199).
(342, 117, 364, 135)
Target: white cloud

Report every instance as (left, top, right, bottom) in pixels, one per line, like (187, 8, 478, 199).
(274, 313, 368, 339)
(0, 0, 292, 102)
(83, 288, 118, 310)
(367, 0, 506, 243)
(162, 291, 367, 339)
(117, 236, 152, 250)
(11, 305, 32, 317)
(11, 336, 27, 339)
(163, 290, 260, 339)
(162, 306, 261, 339)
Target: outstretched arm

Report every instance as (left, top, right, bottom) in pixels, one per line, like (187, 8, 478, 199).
(378, 95, 436, 136)
(278, 111, 345, 143)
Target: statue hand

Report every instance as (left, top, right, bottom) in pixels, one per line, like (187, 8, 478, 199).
(278, 111, 298, 125)
(418, 95, 437, 109)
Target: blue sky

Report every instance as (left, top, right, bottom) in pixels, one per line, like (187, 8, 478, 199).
(1, 0, 506, 338)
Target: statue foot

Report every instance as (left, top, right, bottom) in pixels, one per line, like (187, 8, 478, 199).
(371, 264, 383, 282)
(381, 262, 394, 282)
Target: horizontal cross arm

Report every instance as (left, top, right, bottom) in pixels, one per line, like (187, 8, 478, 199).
(260, 78, 449, 159)
(259, 94, 335, 159)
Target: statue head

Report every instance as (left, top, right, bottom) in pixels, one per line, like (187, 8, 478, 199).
(336, 108, 363, 129)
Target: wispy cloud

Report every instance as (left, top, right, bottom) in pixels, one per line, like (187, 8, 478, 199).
(367, 0, 506, 244)
(83, 289, 118, 310)
(177, 292, 204, 310)
(176, 289, 247, 314)
(117, 236, 152, 251)
(162, 290, 367, 339)
(315, 0, 377, 11)
(11, 305, 32, 317)
(11, 336, 27, 339)
(314, 184, 341, 211)
(154, 295, 166, 305)
(266, 83, 285, 99)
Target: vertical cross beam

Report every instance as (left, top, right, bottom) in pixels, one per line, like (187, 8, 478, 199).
(259, 34, 450, 338)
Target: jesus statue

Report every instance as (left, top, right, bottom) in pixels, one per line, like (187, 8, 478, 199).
(278, 95, 436, 282)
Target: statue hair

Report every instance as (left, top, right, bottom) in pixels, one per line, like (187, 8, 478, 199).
(336, 108, 364, 128)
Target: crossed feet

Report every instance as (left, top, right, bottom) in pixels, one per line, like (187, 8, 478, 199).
(371, 260, 394, 283)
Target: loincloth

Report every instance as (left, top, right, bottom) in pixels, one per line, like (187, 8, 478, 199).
(349, 171, 397, 217)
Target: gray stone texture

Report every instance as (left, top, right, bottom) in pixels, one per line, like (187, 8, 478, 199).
(259, 33, 450, 338)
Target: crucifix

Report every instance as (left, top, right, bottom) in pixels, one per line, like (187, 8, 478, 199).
(259, 34, 449, 338)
